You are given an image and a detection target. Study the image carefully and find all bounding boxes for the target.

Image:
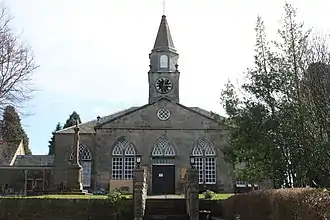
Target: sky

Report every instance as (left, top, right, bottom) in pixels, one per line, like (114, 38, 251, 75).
(3, 0, 330, 155)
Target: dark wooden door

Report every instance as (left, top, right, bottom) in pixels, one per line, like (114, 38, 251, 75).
(152, 165, 175, 195)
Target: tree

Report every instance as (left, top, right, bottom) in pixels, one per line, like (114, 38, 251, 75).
(273, 2, 313, 187)
(63, 111, 82, 129)
(0, 4, 38, 111)
(304, 35, 330, 141)
(47, 111, 81, 155)
(301, 62, 330, 186)
(220, 15, 291, 187)
(48, 122, 62, 155)
(1, 105, 31, 154)
(220, 3, 330, 188)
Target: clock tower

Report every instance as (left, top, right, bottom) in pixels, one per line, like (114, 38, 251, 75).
(148, 15, 180, 103)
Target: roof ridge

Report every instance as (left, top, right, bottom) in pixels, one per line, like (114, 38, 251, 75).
(56, 106, 139, 134)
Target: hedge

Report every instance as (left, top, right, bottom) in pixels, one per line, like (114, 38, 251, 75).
(0, 196, 133, 220)
(223, 188, 330, 220)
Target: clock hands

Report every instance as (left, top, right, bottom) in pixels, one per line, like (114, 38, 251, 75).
(156, 77, 172, 93)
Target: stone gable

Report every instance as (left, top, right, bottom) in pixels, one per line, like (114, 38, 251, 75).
(96, 99, 223, 130)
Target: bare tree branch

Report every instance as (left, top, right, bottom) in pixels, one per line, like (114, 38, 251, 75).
(0, 4, 38, 113)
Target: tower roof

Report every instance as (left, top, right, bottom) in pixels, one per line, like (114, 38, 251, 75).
(153, 15, 176, 53)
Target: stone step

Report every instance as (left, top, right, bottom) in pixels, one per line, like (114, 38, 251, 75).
(145, 199, 186, 215)
(144, 214, 189, 220)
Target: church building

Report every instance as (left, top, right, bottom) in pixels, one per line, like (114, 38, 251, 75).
(2, 15, 234, 195)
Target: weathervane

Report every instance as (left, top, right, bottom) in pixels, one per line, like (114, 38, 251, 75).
(162, 0, 166, 15)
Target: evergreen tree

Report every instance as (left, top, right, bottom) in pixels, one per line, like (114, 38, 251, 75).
(48, 122, 62, 155)
(47, 111, 81, 155)
(63, 111, 82, 129)
(1, 105, 31, 154)
(220, 3, 330, 187)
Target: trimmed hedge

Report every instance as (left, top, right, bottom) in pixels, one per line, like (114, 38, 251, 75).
(223, 188, 330, 220)
(0, 197, 133, 220)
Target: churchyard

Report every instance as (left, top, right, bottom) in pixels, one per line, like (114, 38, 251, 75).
(0, 0, 329, 219)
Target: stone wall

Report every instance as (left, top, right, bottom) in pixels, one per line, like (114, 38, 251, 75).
(184, 168, 199, 220)
(109, 179, 133, 193)
(0, 198, 133, 220)
(133, 167, 148, 220)
(199, 200, 225, 218)
(54, 99, 233, 193)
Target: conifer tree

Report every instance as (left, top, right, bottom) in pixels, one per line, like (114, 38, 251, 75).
(1, 105, 31, 154)
(63, 111, 82, 129)
(220, 3, 330, 187)
(48, 122, 62, 155)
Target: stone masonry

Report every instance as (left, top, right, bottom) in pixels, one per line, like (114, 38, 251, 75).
(52, 14, 234, 195)
(133, 168, 148, 220)
(185, 168, 199, 220)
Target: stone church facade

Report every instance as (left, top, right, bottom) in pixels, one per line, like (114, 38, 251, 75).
(53, 15, 234, 195)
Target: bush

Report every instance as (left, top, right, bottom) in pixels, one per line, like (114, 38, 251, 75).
(107, 190, 132, 218)
(107, 190, 122, 203)
(203, 190, 216, 199)
(223, 188, 330, 220)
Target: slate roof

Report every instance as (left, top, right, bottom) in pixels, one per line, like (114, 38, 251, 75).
(56, 106, 138, 134)
(190, 107, 213, 118)
(152, 15, 176, 53)
(13, 155, 54, 166)
(56, 105, 217, 134)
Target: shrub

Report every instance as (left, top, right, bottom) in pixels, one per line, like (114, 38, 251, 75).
(223, 188, 330, 220)
(203, 190, 216, 199)
(107, 190, 122, 203)
(106, 190, 132, 218)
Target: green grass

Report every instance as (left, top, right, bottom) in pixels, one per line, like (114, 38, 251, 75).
(0, 194, 132, 199)
(1, 193, 232, 200)
(199, 193, 233, 200)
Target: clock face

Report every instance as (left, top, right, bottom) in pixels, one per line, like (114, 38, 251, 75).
(156, 78, 172, 94)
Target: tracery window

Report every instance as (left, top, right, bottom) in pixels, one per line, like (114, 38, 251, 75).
(152, 137, 175, 157)
(192, 138, 216, 184)
(157, 108, 171, 121)
(69, 144, 92, 187)
(111, 138, 136, 180)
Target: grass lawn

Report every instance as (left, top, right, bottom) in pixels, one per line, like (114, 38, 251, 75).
(199, 193, 233, 200)
(0, 194, 132, 199)
(1, 194, 232, 200)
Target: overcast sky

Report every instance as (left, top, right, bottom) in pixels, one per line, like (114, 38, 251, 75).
(4, 0, 330, 154)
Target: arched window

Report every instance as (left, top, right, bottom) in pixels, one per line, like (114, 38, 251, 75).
(152, 137, 175, 165)
(160, 55, 168, 68)
(152, 137, 175, 157)
(69, 144, 92, 187)
(192, 138, 216, 184)
(112, 138, 136, 180)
